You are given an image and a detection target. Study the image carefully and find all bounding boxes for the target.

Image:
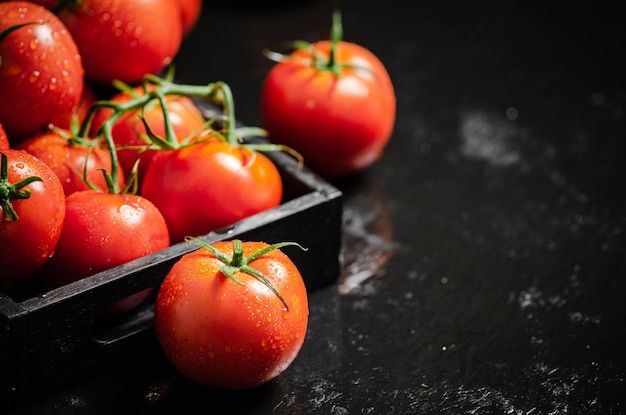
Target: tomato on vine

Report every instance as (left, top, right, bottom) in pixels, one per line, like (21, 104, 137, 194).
(142, 134, 284, 244)
(0, 1, 84, 141)
(154, 238, 309, 390)
(261, 10, 396, 178)
(89, 83, 206, 186)
(102, 75, 288, 245)
(16, 125, 125, 196)
(0, 149, 66, 286)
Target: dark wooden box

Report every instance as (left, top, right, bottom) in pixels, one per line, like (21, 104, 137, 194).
(0, 137, 343, 408)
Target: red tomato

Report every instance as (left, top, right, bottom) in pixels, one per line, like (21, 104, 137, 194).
(0, 149, 65, 285)
(39, 189, 169, 314)
(15, 128, 125, 196)
(141, 138, 283, 244)
(261, 39, 396, 178)
(154, 239, 309, 389)
(177, 0, 202, 36)
(0, 123, 9, 149)
(55, 0, 183, 85)
(0, 1, 84, 141)
(89, 86, 206, 185)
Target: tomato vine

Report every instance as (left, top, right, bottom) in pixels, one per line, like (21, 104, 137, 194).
(80, 70, 300, 195)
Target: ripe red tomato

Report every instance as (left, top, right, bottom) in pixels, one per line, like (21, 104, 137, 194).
(55, 0, 183, 85)
(15, 128, 125, 196)
(89, 86, 206, 185)
(154, 239, 309, 389)
(39, 189, 169, 314)
(261, 34, 396, 178)
(0, 1, 84, 141)
(0, 123, 9, 149)
(141, 138, 283, 244)
(0, 149, 65, 285)
(177, 0, 202, 36)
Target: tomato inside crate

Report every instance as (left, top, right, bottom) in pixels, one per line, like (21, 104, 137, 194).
(0, 109, 343, 408)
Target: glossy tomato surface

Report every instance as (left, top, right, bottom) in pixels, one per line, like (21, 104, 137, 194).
(154, 240, 309, 389)
(16, 129, 124, 195)
(56, 0, 183, 84)
(0, 1, 84, 140)
(261, 40, 396, 178)
(141, 139, 283, 244)
(39, 190, 169, 313)
(90, 86, 206, 184)
(0, 149, 65, 285)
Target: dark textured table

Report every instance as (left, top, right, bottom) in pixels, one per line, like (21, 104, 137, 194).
(9, 0, 625, 413)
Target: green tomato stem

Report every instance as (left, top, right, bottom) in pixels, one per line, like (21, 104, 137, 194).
(0, 152, 43, 221)
(184, 237, 308, 310)
(262, 8, 351, 77)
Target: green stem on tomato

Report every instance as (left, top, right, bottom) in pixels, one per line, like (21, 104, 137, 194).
(262, 7, 373, 80)
(0, 152, 42, 221)
(184, 237, 308, 310)
(213, 81, 238, 147)
(327, 9, 343, 74)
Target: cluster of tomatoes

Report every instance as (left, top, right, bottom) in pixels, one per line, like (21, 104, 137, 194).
(1, 1, 395, 392)
(1, 0, 282, 285)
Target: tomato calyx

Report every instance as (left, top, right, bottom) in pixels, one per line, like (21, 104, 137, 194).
(263, 10, 370, 77)
(185, 237, 307, 310)
(0, 152, 43, 221)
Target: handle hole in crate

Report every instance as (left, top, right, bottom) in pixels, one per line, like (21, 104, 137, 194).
(91, 289, 157, 345)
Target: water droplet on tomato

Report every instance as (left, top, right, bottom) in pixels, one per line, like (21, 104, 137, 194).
(29, 71, 40, 83)
(34, 24, 54, 47)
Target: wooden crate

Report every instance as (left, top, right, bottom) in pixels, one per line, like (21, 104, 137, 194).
(0, 136, 343, 408)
